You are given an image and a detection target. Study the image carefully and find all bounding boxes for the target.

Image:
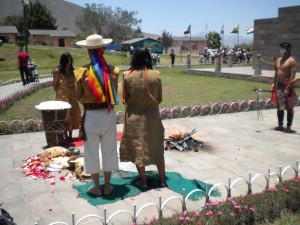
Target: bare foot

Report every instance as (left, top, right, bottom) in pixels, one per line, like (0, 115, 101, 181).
(87, 186, 102, 197)
(135, 180, 147, 189)
(103, 185, 114, 195)
(161, 182, 168, 188)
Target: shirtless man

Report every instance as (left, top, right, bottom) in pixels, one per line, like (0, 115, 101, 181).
(272, 42, 297, 132)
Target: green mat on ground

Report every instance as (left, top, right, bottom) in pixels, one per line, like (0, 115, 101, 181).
(73, 170, 220, 206)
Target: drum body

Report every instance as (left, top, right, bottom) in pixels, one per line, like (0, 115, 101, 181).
(41, 109, 69, 147)
(35, 101, 71, 147)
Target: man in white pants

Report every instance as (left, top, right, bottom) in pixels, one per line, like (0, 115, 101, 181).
(75, 34, 120, 196)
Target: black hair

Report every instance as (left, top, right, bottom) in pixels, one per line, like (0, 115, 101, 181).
(130, 47, 153, 70)
(279, 42, 292, 50)
(59, 52, 74, 74)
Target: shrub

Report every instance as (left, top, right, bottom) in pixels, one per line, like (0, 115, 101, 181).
(15, 41, 25, 48)
(149, 176, 300, 225)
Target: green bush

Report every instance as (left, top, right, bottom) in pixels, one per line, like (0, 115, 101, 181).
(149, 176, 300, 225)
(15, 41, 25, 48)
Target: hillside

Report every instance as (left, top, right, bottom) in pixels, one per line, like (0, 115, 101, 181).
(0, 0, 83, 34)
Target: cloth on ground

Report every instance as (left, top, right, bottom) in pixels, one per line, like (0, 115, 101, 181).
(73, 170, 220, 206)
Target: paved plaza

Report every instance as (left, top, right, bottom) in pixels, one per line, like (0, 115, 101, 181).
(0, 67, 299, 224)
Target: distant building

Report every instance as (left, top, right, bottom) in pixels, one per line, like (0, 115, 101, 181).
(0, 27, 77, 48)
(120, 37, 163, 54)
(253, 5, 300, 71)
(0, 26, 18, 43)
(169, 37, 206, 56)
(29, 29, 76, 47)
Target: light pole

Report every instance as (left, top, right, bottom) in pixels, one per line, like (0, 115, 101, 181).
(23, 0, 29, 53)
(180, 41, 182, 62)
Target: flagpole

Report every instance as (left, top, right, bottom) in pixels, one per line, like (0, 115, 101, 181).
(189, 25, 192, 56)
(237, 24, 239, 48)
(221, 24, 224, 49)
(222, 33, 224, 49)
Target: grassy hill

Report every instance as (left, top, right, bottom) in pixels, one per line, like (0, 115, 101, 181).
(0, 43, 193, 80)
(0, 43, 131, 80)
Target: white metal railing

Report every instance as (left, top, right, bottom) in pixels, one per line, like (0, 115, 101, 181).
(2, 98, 299, 135)
(40, 161, 299, 225)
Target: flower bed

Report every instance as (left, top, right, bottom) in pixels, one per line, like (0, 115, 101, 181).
(0, 77, 52, 114)
(149, 176, 300, 225)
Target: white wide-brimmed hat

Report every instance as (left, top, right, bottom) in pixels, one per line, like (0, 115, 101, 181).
(76, 34, 113, 49)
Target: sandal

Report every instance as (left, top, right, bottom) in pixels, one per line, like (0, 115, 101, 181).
(274, 126, 284, 131)
(286, 127, 293, 133)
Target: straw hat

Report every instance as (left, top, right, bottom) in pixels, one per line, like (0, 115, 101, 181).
(76, 34, 113, 49)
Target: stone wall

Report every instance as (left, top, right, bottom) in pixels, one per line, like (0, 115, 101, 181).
(253, 5, 300, 71)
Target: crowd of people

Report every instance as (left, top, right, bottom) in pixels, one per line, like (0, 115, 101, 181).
(15, 34, 296, 198)
(201, 47, 253, 64)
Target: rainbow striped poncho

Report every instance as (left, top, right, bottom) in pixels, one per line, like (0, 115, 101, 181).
(88, 50, 119, 109)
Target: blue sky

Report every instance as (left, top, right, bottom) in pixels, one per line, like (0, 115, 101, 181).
(66, 0, 299, 38)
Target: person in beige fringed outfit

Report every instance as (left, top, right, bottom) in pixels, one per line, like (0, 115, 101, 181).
(120, 47, 167, 189)
(53, 52, 81, 141)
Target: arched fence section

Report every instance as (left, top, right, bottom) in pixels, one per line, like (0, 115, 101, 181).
(1, 97, 300, 134)
(35, 161, 299, 225)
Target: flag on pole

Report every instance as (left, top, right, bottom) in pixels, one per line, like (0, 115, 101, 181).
(184, 24, 191, 35)
(221, 24, 224, 34)
(231, 25, 239, 33)
(246, 26, 254, 34)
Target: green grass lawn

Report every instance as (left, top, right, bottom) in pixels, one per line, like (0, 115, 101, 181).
(0, 44, 130, 80)
(0, 44, 273, 121)
(0, 43, 208, 81)
(264, 212, 300, 225)
(0, 66, 272, 121)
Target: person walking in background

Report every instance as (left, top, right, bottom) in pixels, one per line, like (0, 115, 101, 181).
(53, 52, 81, 141)
(75, 34, 120, 196)
(186, 53, 191, 69)
(17, 47, 30, 86)
(170, 49, 176, 67)
(272, 42, 297, 133)
(203, 48, 209, 64)
(120, 47, 167, 189)
(152, 51, 158, 67)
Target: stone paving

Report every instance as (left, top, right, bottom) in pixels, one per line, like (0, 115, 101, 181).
(0, 67, 299, 225)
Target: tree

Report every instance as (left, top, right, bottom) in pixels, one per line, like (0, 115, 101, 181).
(160, 30, 173, 54)
(27, 0, 57, 30)
(75, 3, 141, 43)
(0, 15, 22, 29)
(206, 31, 221, 49)
(0, 1, 57, 33)
(239, 42, 253, 50)
(144, 42, 158, 52)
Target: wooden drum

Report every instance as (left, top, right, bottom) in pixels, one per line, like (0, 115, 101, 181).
(35, 101, 71, 147)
